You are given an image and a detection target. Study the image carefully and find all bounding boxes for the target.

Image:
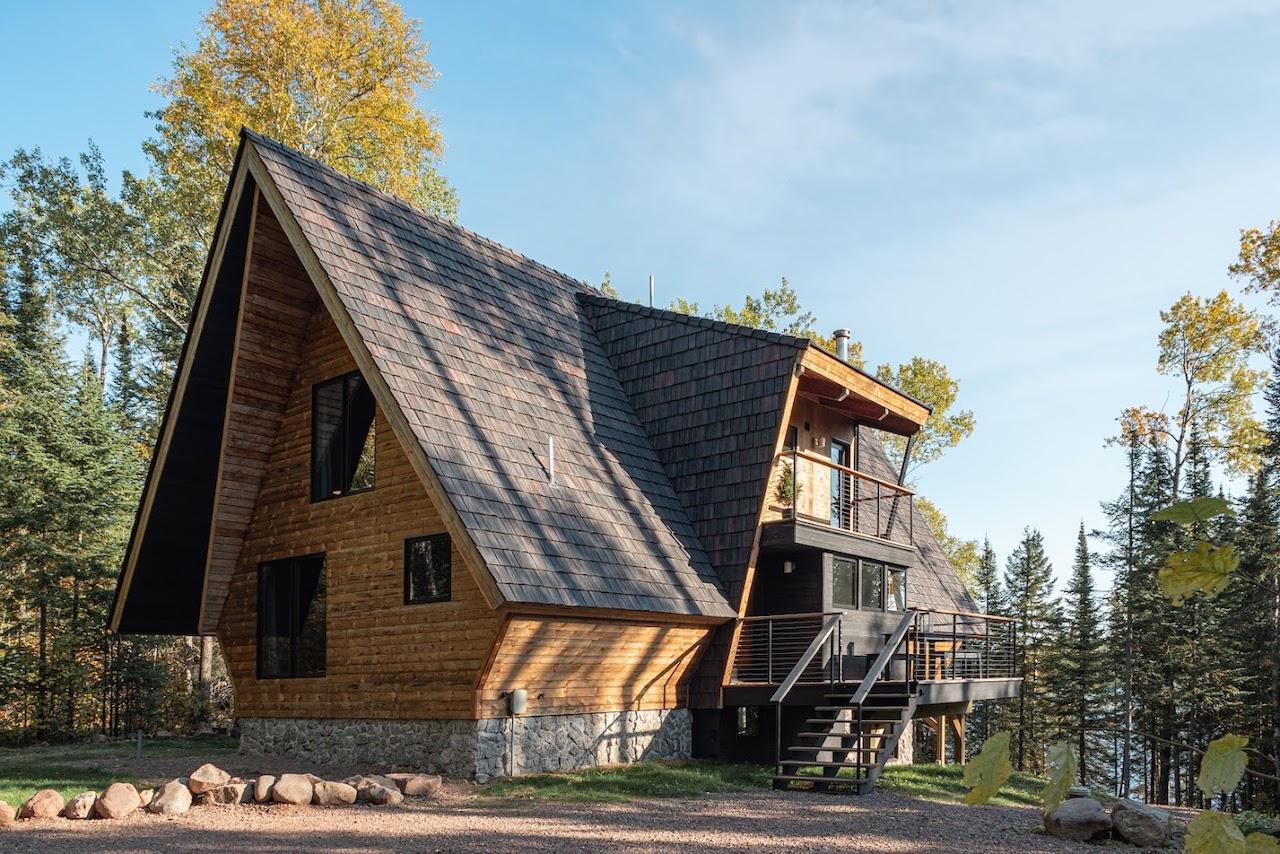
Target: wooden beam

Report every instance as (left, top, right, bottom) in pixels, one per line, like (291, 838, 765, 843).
(242, 143, 506, 612)
(799, 348, 930, 434)
(949, 713, 966, 764)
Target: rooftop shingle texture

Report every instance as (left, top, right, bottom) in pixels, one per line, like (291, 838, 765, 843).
(248, 132, 734, 618)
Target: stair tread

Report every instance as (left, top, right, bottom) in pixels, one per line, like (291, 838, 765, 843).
(778, 760, 874, 768)
(796, 731, 898, 739)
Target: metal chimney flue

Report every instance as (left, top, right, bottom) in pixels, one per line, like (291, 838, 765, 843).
(833, 328, 851, 362)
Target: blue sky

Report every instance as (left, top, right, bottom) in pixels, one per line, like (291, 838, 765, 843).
(5, 1, 1280, 585)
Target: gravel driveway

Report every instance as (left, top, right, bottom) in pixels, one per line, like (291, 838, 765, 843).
(1, 789, 1095, 853)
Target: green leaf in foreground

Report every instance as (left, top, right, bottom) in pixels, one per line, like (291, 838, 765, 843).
(1198, 734, 1250, 797)
(1248, 831, 1280, 853)
(1152, 496, 1231, 525)
(962, 730, 1013, 806)
(1158, 542, 1239, 606)
(1041, 741, 1078, 816)
(1186, 811, 1245, 854)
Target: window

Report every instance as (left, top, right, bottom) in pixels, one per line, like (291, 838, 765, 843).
(860, 561, 885, 611)
(257, 554, 326, 678)
(886, 567, 907, 612)
(311, 371, 376, 501)
(405, 533, 452, 604)
(736, 706, 759, 737)
(831, 556, 857, 609)
(784, 425, 798, 450)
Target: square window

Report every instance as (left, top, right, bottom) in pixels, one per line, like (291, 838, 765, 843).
(311, 371, 375, 501)
(860, 561, 885, 611)
(257, 554, 326, 679)
(405, 533, 452, 604)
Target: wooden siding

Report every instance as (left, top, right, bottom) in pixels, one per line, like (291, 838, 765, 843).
(218, 307, 503, 720)
(477, 616, 712, 718)
(201, 196, 319, 633)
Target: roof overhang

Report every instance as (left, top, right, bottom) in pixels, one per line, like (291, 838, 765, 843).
(796, 347, 930, 436)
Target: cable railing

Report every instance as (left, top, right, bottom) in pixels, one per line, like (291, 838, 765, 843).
(909, 609, 1018, 681)
(729, 609, 1018, 687)
(767, 449, 914, 546)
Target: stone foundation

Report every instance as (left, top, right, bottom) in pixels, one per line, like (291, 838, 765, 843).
(239, 709, 691, 782)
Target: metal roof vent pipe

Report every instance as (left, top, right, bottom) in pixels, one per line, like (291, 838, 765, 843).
(832, 328, 851, 363)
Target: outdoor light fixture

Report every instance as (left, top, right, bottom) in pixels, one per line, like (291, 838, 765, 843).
(508, 688, 528, 716)
(783, 560, 794, 574)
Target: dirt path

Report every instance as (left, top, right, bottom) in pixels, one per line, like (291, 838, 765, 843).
(1, 789, 1096, 853)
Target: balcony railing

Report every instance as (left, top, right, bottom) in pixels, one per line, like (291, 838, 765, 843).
(765, 449, 913, 546)
(729, 609, 1018, 686)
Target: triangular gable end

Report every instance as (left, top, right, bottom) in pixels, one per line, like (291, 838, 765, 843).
(111, 139, 504, 635)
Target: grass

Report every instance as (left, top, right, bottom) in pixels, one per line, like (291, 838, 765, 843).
(480, 760, 773, 803)
(876, 763, 1048, 807)
(0, 735, 236, 807)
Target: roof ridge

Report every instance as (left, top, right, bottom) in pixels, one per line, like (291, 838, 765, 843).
(241, 129, 598, 297)
(578, 292, 812, 349)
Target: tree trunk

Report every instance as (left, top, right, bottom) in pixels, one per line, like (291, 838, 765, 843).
(198, 635, 214, 725)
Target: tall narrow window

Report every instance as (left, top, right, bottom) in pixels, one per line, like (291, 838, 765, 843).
(886, 567, 907, 612)
(257, 554, 326, 678)
(405, 533, 452, 604)
(311, 371, 375, 501)
(831, 556, 857, 609)
(860, 560, 885, 611)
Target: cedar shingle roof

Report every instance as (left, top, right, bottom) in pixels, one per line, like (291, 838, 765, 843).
(249, 131, 738, 618)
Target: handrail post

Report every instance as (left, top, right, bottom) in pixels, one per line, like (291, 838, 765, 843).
(951, 613, 958, 680)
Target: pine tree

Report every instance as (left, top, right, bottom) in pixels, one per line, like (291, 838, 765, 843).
(1004, 527, 1056, 772)
(967, 538, 1007, 752)
(1052, 523, 1109, 784)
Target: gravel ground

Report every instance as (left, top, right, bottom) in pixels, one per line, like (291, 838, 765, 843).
(0, 788, 1099, 853)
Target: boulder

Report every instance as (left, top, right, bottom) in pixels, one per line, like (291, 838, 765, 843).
(386, 773, 442, 798)
(19, 789, 65, 820)
(148, 780, 192, 816)
(62, 792, 97, 820)
(271, 773, 313, 806)
(90, 732, 108, 743)
(0, 800, 14, 828)
(1111, 800, 1172, 848)
(1066, 786, 1091, 799)
(353, 775, 404, 805)
(138, 789, 154, 808)
(188, 763, 231, 794)
(312, 781, 357, 806)
(254, 775, 275, 803)
(204, 782, 250, 805)
(94, 782, 142, 820)
(304, 773, 325, 785)
(1044, 797, 1112, 842)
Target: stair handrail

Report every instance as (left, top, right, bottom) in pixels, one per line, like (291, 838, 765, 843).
(849, 609, 917, 706)
(768, 612, 841, 704)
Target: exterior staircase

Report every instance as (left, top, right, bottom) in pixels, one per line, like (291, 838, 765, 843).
(772, 681, 919, 794)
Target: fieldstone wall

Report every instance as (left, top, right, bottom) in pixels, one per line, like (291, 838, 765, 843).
(239, 709, 691, 783)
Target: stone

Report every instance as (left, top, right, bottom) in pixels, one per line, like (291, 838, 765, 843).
(312, 781, 357, 806)
(0, 800, 14, 828)
(19, 789, 65, 820)
(204, 782, 250, 805)
(148, 780, 192, 816)
(304, 773, 324, 785)
(188, 763, 231, 794)
(1066, 786, 1091, 799)
(90, 732, 108, 743)
(62, 792, 97, 819)
(362, 783, 403, 806)
(254, 776, 275, 803)
(271, 773, 313, 806)
(1044, 797, 1112, 842)
(94, 782, 142, 820)
(1111, 799, 1172, 848)
(386, 773, 443, 798)
(138, 789, 154, 808)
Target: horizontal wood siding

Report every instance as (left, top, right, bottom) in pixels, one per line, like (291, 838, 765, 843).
(202, 198, 318, 632)
(477, 616, 712, 718)
(219, 307, 502, 720)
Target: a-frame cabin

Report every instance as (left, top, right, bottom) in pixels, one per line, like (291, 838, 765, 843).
(111, 131, 1018, 786)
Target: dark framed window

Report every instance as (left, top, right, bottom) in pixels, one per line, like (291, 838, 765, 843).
(860, 560, 885, 611)
(831, 556, 857, 609)
(257, 554, 326, 679)
(886, 567, 907, 612)
(784, 425, 798, 450)
(405, 533, 452, 604)
(311, 371, 376, 501)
